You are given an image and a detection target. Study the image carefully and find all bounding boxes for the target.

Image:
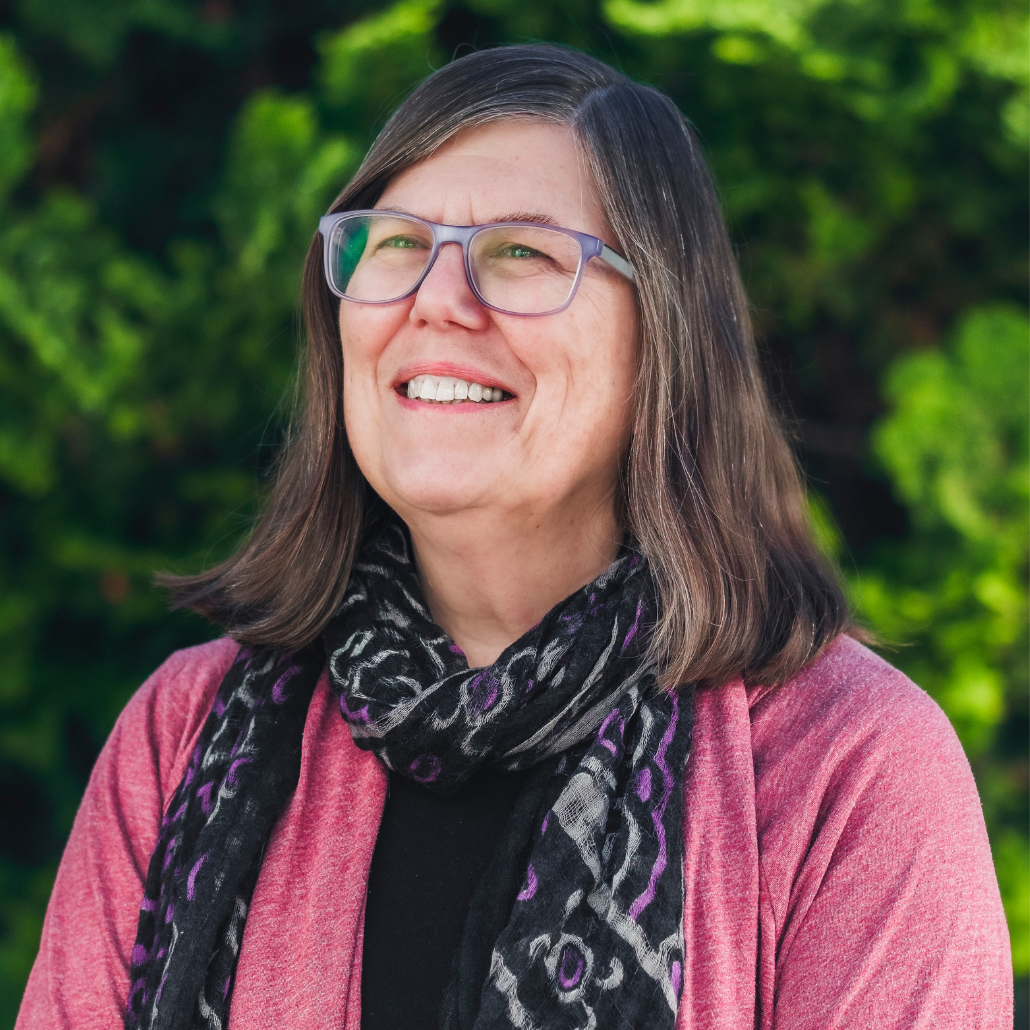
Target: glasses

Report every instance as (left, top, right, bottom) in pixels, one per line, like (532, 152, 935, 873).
(318, 210, 635, 317)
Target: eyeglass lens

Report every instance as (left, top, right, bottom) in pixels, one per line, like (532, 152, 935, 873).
(327, 213, 583, 315)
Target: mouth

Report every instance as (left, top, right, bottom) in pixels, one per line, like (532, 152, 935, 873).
(399, 374, 514, 405)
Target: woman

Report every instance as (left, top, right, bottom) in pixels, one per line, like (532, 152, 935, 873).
(17, 44, 1010, 1030)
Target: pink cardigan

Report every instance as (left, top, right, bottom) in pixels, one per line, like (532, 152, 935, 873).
(17, 635, 1012, 1028)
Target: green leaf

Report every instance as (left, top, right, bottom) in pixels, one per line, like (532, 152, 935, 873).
(0, 35, 36, 203)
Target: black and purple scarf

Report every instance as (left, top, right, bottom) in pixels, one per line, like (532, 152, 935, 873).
(126, 520, 693, 1030)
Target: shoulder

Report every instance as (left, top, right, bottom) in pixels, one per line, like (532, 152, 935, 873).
(122, 636, 238, 731)
(688, 633, 978, 870)
(744, 641, 1011, 1026)
(749, 633, 962, 786)
(748, 633, 993, 896)
(110, 637, 239, 797)
(14, 638, 243, 1030)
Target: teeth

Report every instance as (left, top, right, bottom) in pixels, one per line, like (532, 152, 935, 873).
(405, 375, 507, 404)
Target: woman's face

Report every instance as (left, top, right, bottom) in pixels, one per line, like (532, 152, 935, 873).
(339, 119, 638, 532)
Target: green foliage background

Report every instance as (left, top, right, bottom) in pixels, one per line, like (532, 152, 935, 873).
(0, 0, 1026, 1020)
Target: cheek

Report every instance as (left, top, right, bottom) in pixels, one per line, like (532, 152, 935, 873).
(338, 303, 412, 414)
(337, 306, 404, 462)
(574, 302, 638, 477)
(339, 305, 390, 373)
(516, 294, 637, 485)
(565, 289, 637, 426)
(339, 292, 418, 360)
(338, 315, 370, 436)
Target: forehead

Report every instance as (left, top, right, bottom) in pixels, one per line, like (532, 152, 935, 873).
(375, 118, 609, 236)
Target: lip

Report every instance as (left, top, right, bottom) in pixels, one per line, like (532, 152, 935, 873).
(392, 362, 515, 396)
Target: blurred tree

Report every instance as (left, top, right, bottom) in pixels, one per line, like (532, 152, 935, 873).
(859, 303, 1029, 973)
(0, 0, 1025, 1022)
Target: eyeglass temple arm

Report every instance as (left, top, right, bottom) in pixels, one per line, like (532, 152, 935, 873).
(598, 244, 635, 282)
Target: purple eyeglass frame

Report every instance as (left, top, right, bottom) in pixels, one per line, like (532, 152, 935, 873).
(317, 209, 636, 317)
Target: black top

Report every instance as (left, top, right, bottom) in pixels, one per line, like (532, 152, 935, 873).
(360, 767, 534, 1030)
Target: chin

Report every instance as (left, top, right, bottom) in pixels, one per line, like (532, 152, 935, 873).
(378, 455, 493, 517)
(389, 487, 489, 518)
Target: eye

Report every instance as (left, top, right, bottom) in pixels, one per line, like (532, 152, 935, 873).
(496, 243, 546, 259)
(378, 234, 426, 250)
(496, 243, 552, 261)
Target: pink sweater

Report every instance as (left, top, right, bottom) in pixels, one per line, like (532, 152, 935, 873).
(17, 635, 1012, 1028)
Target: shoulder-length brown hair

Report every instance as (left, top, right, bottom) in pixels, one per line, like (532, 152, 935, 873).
(162, 43, 853, 690)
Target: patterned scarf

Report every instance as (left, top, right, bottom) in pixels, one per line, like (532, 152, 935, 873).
(127, 520, 693, 1030)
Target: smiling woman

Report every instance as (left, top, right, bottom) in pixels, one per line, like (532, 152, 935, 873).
(337, 121, 641, 667)
(16, 44, 1011, 1030)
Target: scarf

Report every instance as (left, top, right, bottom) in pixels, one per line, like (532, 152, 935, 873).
(126, 520, 693, 1030)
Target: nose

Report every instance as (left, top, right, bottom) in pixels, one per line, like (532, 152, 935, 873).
(408, 241, 490, 331)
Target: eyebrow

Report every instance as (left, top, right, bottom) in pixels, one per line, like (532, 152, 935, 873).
(492, 211, 560, 226)
(375, 207, 561, 227)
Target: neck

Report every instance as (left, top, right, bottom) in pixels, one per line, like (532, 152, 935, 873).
(405, 503, 623, 668)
